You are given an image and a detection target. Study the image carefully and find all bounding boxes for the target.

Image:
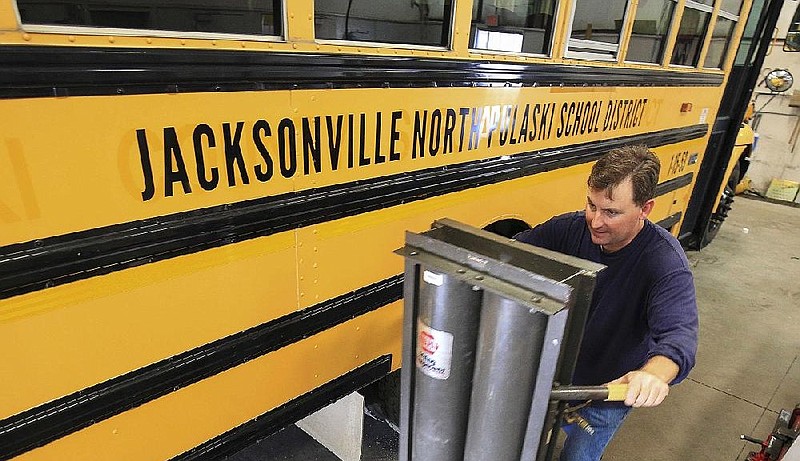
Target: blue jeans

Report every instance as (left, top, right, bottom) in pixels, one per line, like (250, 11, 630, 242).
(559, 405, 631, 461)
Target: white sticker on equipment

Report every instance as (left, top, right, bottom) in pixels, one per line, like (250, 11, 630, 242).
(416, 320, 454, 380)
(699, 108, 709, 124)
(422, 270, 444, 286)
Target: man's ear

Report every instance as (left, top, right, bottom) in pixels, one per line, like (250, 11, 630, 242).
(641, 199, 655, 219)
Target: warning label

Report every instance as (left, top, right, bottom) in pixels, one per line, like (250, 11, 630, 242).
(416, 320, 454, 380)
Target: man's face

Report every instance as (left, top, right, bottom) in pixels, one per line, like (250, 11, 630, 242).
(585, 178, 654, 253)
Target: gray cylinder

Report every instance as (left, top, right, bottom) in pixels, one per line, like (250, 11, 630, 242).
(411, 267, 483, 461)
(463, 291, 548, 461)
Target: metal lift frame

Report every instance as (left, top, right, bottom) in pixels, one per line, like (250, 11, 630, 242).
(396, 218, 604, 461)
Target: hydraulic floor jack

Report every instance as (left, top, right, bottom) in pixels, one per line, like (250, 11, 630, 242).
(741, 404, 800, 461)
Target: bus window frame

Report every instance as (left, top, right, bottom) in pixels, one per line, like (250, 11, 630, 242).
(466, 0, 563, 58)
(312, 0, 457, 52)
(622, 0, 679, 67)
(702, 9, 741, 69)
(669, 0, 715, 68)
(563, 0, 634, 62)
(11, 0, 287, 43)
(312, 37, 453, 53)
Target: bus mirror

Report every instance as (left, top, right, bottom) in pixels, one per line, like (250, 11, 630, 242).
(785, 31, 800, 52)
(764, 69, 794, 93)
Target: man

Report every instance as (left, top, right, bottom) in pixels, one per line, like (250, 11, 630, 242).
(515, 145, 698, 461)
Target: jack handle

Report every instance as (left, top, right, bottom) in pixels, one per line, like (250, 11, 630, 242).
(550, 384, 629, 402)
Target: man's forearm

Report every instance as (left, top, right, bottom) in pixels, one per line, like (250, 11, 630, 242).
(641, 355, 679, 384)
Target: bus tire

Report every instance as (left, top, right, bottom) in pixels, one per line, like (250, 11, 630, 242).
(702, 162, 741, 246)
(375, 369, 401, 425)
(361, 369, 401, 426)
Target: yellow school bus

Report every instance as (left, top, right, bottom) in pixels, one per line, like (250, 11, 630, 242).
(0, 0, 782, 459)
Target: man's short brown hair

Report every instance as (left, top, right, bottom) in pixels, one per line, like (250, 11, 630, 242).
(588, 145, 660, 207)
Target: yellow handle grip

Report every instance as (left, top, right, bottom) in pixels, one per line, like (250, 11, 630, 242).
(605, 383, 629, 401)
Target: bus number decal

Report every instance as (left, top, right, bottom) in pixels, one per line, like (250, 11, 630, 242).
(668, 150, 690, 175)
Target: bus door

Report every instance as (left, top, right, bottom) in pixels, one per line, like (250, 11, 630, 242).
(680, 0, 785, 248)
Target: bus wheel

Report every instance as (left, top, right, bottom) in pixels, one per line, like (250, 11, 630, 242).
(361, 369, 400, 427)
(703, 162, 741, 246)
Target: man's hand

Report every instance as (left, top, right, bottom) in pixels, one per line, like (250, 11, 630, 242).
(609, 355, 679, 408)
(610, 370, 669, 407)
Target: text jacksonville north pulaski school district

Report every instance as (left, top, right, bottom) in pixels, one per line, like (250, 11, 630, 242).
(136, 98, 648, 201)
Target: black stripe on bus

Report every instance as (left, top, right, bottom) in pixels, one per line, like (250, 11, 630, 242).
(0, 46, 723, 99)
(0, 275, 402, 461)
(654, 172, 694, 197)
(172, 355, 393, 460)
(656, 212, 683, 231)
(0, 125, 707, 300)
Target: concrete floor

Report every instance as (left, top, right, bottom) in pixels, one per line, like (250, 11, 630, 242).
(234, 195, 800, 460)
(602, 195, 800, 460)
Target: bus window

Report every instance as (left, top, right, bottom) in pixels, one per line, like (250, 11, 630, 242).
(703, 0, 744, 68)
(565, 0, 629, 60)
(670, 0, 713, 66)
(469, 0, 557, 55)
(314, 0, 453, 47)
(625, 0, 677, 64)
(737, 0, 765, 62)
(15, 0, 281, 36)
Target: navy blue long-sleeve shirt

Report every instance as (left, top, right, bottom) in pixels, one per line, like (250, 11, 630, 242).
(515, 212, 698, 387)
